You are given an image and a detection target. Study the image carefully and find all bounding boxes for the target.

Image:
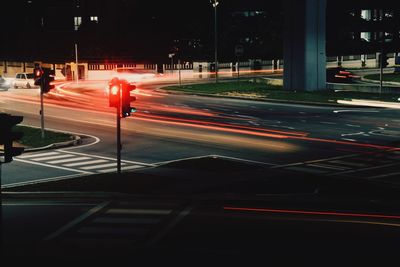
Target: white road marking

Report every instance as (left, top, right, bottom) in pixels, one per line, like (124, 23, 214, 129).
(346, 124, 361, 128)
(106, 208, 172, 215)
(286, 166, 328, 174)
(13, 158, 93, 174)
(63, 159, 108, 167)
(56, 150, 156, 166)
(341, 138, 356, 142)
(146, 205, 193, 247)
(333, 109, 380, 113)
(97, 165, 146, 173)
(81, 162, 126, 170)
(1, 173, 88, 188)
(307, 163, 349, 171)
(341, 132, 365, 137)
(368, 171, 400, 179)
(335, 162, 400, 175)
(320, 121, 336, 125)
(329, 160, 368, 168)
(77, 226, 147, 235)
(48, 156, 91, 164)
(21, 124, 101, 150)
(17, 152, 60, 159)
(44, 201, 111, 241)
(369, 130, 400, 137)
(32, 154, 75, 161)
(92, 217, 160, 224)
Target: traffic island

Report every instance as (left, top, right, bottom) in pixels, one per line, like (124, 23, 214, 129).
(14, 125, 80, 151)
(162, 80, 400, 105)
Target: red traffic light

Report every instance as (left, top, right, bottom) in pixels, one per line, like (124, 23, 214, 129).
(34, 68, 44, 79)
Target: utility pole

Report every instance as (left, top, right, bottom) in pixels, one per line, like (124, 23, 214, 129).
(380, 50, 383, 95)
(75, 43, 79, 84)
(211, 0, 219, 83)
(116, 82, 122, 174)
(178, 59, 182, 86)
(169, 53, 175, 76)
(40, 83, 45, 138)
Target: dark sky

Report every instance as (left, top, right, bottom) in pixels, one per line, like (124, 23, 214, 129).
(1, 0, 399, 62)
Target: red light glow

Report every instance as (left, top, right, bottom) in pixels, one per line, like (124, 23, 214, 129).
(223, 207, 400, 220)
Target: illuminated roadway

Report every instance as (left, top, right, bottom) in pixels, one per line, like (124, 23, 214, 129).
(1, 77, 400, 186)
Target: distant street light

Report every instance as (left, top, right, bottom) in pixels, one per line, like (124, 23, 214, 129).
(210, 0, 219, 83)
(169, 53, 175, 75)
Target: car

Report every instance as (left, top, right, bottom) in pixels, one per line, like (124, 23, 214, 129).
(0, 75, 11, 90)
(13, 72, 37, 89)
(326, 67, 360, 83)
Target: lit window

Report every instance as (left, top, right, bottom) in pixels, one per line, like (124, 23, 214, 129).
(90, 16, 99, 23)
(74, 16, 82, 31)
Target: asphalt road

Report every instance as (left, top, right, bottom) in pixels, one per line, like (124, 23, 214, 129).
(3, 193, 400, 265)
(1, 77, 400, 186)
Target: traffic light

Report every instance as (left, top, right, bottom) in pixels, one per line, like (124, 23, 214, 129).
(0, 113, 24, 163)
(108, 77, 120, 108)
(379, 53, 389, 68)
(33, 65, 44, 86)
(121, 80, 136, 118)
(41, 69, 55, 94)
(382, 53, 389, 68)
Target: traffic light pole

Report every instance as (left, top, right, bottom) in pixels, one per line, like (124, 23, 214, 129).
(380, 53, 383, 95)
(117, 84, 122, 174)
(40, 82, 45, 138)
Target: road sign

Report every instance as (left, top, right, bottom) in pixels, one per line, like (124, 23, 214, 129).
(235, 45, 244, 57)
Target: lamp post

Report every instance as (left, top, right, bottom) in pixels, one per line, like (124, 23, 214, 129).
(169, 53, 175, 76)
(211, 0, 219, 83)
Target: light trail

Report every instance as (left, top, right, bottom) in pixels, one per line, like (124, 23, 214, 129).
(223, 206, 400, 220)
(2, 90, 399, 152)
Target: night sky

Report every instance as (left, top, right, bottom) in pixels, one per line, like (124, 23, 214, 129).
(1, 0, 399, 62)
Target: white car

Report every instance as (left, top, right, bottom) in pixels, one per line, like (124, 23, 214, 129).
(14, 73, 37, 89)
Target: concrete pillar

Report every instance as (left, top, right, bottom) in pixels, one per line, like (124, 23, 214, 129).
(283, 0, 327, 91)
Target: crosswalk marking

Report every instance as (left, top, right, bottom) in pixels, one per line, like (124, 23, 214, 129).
(63, 159, 108, 167)
(286, 166, 328, 174)
(18, 152, 60, 159)
(307, 163, 349, 171)
(80, 162, 126, 170)
(97, 165, 144, 173)
(16, 150, 150, 174)
(77, 226, 148, 235)
(32, 154, 74, 161)
(47, 157, 91, 164)
(92, 217, 161, 224)
(106, 208, 172, 215)
(328, 160, 368, 168)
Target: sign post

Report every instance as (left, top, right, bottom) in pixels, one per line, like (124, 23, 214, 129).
(235, 45, 244, 81)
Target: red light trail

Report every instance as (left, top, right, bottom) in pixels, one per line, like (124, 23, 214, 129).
(223, 206, 400, 220)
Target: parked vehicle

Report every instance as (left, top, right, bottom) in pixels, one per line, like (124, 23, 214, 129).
(13, 73, 37, 89)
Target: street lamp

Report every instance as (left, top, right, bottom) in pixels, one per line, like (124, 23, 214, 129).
(169, 53, 175, 76)
(210, 0, 219, 83)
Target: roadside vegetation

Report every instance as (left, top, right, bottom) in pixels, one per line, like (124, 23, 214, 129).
(364, 73, 400, 83)
(164, 80, 400, 104)
(14, 126, 73, 148)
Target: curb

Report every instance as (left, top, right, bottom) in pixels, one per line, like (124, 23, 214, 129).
(361, 77, 400, 87)
(25, 135, 82, 152)
(155, 88, 376, 108)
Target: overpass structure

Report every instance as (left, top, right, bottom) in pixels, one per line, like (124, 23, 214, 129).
(283, 0, 327, 92)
